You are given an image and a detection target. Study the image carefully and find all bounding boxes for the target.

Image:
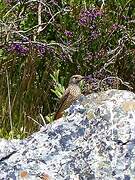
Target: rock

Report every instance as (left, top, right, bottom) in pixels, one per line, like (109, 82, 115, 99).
(0, 89, 135, 180)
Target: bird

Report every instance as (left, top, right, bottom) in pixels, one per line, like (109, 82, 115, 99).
(54, 75, 84, 120)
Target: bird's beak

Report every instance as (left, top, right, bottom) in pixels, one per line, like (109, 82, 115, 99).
(81, 76, 85, 80)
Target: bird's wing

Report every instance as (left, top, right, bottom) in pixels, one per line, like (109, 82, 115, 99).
(56, 87, 71, 113)
(54, 88, 71, 119)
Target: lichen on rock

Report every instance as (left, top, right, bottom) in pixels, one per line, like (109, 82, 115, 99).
(0, 89, 135, 180)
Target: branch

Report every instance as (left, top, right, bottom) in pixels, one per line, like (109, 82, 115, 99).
(37, 1, 42, 35)
(18, 8, 70, 33)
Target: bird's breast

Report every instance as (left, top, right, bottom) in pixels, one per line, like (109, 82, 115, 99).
(61, 85, 81, 111)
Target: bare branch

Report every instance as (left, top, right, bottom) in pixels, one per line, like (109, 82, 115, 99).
(27, 116, 43, 127)
(37, 1, 42, 35)
(101, 76, 133, 90)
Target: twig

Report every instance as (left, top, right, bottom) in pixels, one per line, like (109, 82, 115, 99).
(37, 0, 54, 20)
(100, 76, 133, 90)
(37, 1, 42, 34)
(100, 36, 126, 72)
(17, 8, 70, 33)
(92, 76, 133, 91)
(3, 2, 20, 18)
(100, 0, 105, 10)
(128, 20, 135, 23)
(39, 113, 46, 126)
(27, 115, 43, 127)
(104, 47, 123, 69)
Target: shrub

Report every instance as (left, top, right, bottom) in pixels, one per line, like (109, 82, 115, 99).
(0, 0, 134, 138)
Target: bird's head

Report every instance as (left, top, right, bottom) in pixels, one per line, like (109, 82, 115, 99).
(69, 75, 84, 85)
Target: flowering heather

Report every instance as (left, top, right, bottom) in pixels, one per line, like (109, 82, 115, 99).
(79, 8, 102, 26)
(111, 24, 119, 31)
(60, 52, 70, 61)
(85, 75, 99, 90)
(64, 30, 73, 38)
(36, 44, 46, 56)
(106, 78, 113, 85)
(8, 43, 28, 56)
(90, 30, 101, 40)
(85, 75, 93, 81)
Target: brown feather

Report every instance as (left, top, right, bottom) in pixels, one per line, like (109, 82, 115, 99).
(54, 75, 83, 120)
(54, 88, 70, 120)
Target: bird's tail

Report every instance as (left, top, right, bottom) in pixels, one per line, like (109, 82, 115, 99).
(54, 111, 63, 120)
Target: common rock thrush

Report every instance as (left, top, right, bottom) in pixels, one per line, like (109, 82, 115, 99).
(54, 75, 84, 120)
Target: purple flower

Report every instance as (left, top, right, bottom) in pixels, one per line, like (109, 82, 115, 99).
(106, 78, 113, 85)
(92, 82, 98, 89)
(36, 44, 46, 56)
(79, 8, 102, 26)
(90, 31, 100, 40)
(84, 75, 93, 81)
(7, 43, 28, 56)
(79, 18, 87, 26)
(34, 43, 55, 57)
(111, 24, 119, 30)
(66, 40, 72, 46)
(121, 15, 128, 20)
(64, 30, 73, 38)
(95, 10, 102, 17)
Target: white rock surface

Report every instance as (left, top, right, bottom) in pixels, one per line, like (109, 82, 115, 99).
(0, 89, 135, 180)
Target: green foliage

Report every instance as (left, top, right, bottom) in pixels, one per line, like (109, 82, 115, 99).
(0, 127, 27, 139)
(50, 70, 65, 99)
(0, 0, 134, 138)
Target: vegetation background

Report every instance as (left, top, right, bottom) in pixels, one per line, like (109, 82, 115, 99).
(0, 0, 135, 138)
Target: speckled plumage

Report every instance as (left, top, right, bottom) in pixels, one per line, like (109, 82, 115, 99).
(54, 75, 83, 119)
